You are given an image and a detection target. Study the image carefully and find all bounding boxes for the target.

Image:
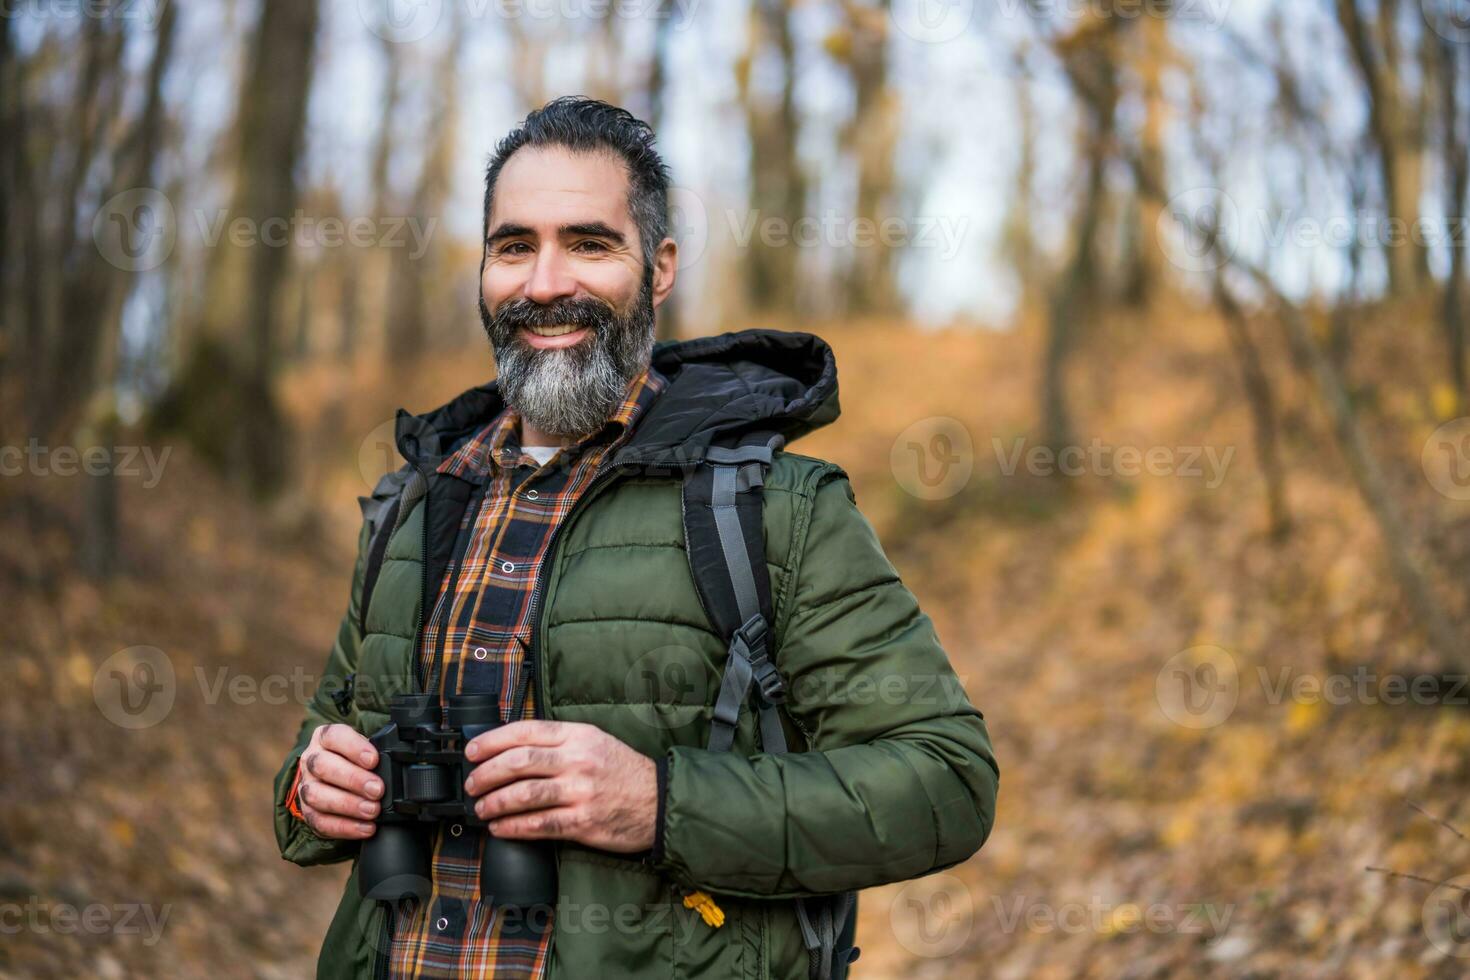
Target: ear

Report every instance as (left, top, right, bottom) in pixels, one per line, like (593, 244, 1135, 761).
(650, 237, 678, 310)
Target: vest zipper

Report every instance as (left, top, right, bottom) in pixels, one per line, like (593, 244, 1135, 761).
(375, 464, 432, 980)
(412, 464, 433, 694)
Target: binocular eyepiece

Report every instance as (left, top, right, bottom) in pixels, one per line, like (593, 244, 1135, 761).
(357, 693, 557, 911)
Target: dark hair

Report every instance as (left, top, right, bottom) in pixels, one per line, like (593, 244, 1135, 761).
(482, 96, 671, 277)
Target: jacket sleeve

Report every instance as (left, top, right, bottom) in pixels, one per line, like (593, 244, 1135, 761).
(271, 518, 373, 868)
(654, 465, 999, 898)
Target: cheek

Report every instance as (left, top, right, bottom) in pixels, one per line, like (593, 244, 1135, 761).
(482, 264, 520, 308)
(577, 264, 639, 310)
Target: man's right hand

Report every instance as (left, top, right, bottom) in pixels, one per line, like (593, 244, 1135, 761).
(296, 723, 383, 840)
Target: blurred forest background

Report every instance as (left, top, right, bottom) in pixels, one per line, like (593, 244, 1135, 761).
(6, 0, 1470, 976)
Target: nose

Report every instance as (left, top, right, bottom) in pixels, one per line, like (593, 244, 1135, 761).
(523, 244, 577, 307)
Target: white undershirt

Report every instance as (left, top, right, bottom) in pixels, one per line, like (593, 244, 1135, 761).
(522, 445, 560, 466)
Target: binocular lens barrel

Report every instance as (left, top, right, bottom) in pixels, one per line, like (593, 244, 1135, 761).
(389, 694, 441, 730)
(481, 837, 559, 909)
(359, 824, 433, 903)
(445, 693, 500, 728)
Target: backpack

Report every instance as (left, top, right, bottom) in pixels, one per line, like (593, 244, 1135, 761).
(355, 432, 860, 980)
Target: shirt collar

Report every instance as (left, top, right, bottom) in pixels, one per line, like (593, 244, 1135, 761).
(439, 365, 667, 478)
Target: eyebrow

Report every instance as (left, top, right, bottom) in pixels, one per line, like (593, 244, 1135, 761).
(485, 221, 626, 246)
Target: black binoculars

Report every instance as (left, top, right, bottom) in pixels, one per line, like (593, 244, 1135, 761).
(357, 693, 558, 909)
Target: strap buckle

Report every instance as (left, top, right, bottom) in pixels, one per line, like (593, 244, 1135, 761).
(733, 614, 785, 705)
(330, 673, 356, 716)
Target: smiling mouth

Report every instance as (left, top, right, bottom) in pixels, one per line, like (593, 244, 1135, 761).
(524, 324, 585, 337)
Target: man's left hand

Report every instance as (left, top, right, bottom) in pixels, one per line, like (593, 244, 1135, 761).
(463, 720, 657, 853)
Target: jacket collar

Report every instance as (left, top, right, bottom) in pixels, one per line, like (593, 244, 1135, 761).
(395, 328, 840, 473)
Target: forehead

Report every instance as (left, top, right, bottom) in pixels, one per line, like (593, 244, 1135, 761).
(489, 145, 633, 231)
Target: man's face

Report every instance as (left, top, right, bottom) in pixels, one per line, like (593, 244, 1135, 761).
(480, 145, 676, 439)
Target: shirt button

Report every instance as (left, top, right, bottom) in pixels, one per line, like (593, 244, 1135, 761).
(435, 916, 450, 932)
(449, 823, 463, 838)
(473, 647, 488, 661)
(525, 489, 539, 499)
(501, 561, 515, 573)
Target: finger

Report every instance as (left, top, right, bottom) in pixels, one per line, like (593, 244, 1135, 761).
(465, 720, 574, 763)
(487, 806, 580, 841)
(306, 748, 385, 799)
(474, 778, 568, 820)
(464, 745, 565, 796)
(320, 723, 378, 769)
(300, 801, 376, 840)
(301, 779, 381, 820)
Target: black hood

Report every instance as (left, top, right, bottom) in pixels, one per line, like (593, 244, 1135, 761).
(394, 328, 840, 472)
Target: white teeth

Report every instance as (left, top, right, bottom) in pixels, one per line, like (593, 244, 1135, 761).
(526, 324, 583, 337)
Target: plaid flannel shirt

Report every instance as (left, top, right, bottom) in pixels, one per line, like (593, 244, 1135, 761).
(386, 365, 666, 979)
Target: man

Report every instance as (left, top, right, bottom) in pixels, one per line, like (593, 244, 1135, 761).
(274, 96, 998, 980)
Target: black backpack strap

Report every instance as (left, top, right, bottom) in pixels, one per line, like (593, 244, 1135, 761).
(796, 892, 860, 980)
(680, 433, 860, 980)
(357, 464, 428, 635)
(682, 435, 788, 754)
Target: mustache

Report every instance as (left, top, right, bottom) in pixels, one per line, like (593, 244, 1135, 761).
(488, 296, 617, 340)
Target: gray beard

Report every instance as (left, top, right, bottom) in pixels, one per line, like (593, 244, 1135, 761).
(482, 285, 656, 440)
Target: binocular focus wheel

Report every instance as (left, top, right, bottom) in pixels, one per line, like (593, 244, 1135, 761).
(404, 763, 453, 802)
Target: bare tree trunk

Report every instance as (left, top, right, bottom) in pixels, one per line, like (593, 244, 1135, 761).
(1002, 60, 1041, 305)
(1042, 146, 1105, 455)
(1213, 274, 1291, 540)
(1120, 14, 1172, 308)
(649, 0, 681, 341)
(0, 12, 17, 433)
(842, 0, 899, 316)
(163, 0, 320, 498)
(39, 12, 126, 438)
(388, 27, 461, 362)
(1334, 0, 1429, 295)
(76, 3, 177, 579)
(1434, 34, 1469, 414)
(586, 4, 626, 105)
(338, 249, 362, 361)
(1038, 16, 1122, 455)
(740, 0, 805, 315)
